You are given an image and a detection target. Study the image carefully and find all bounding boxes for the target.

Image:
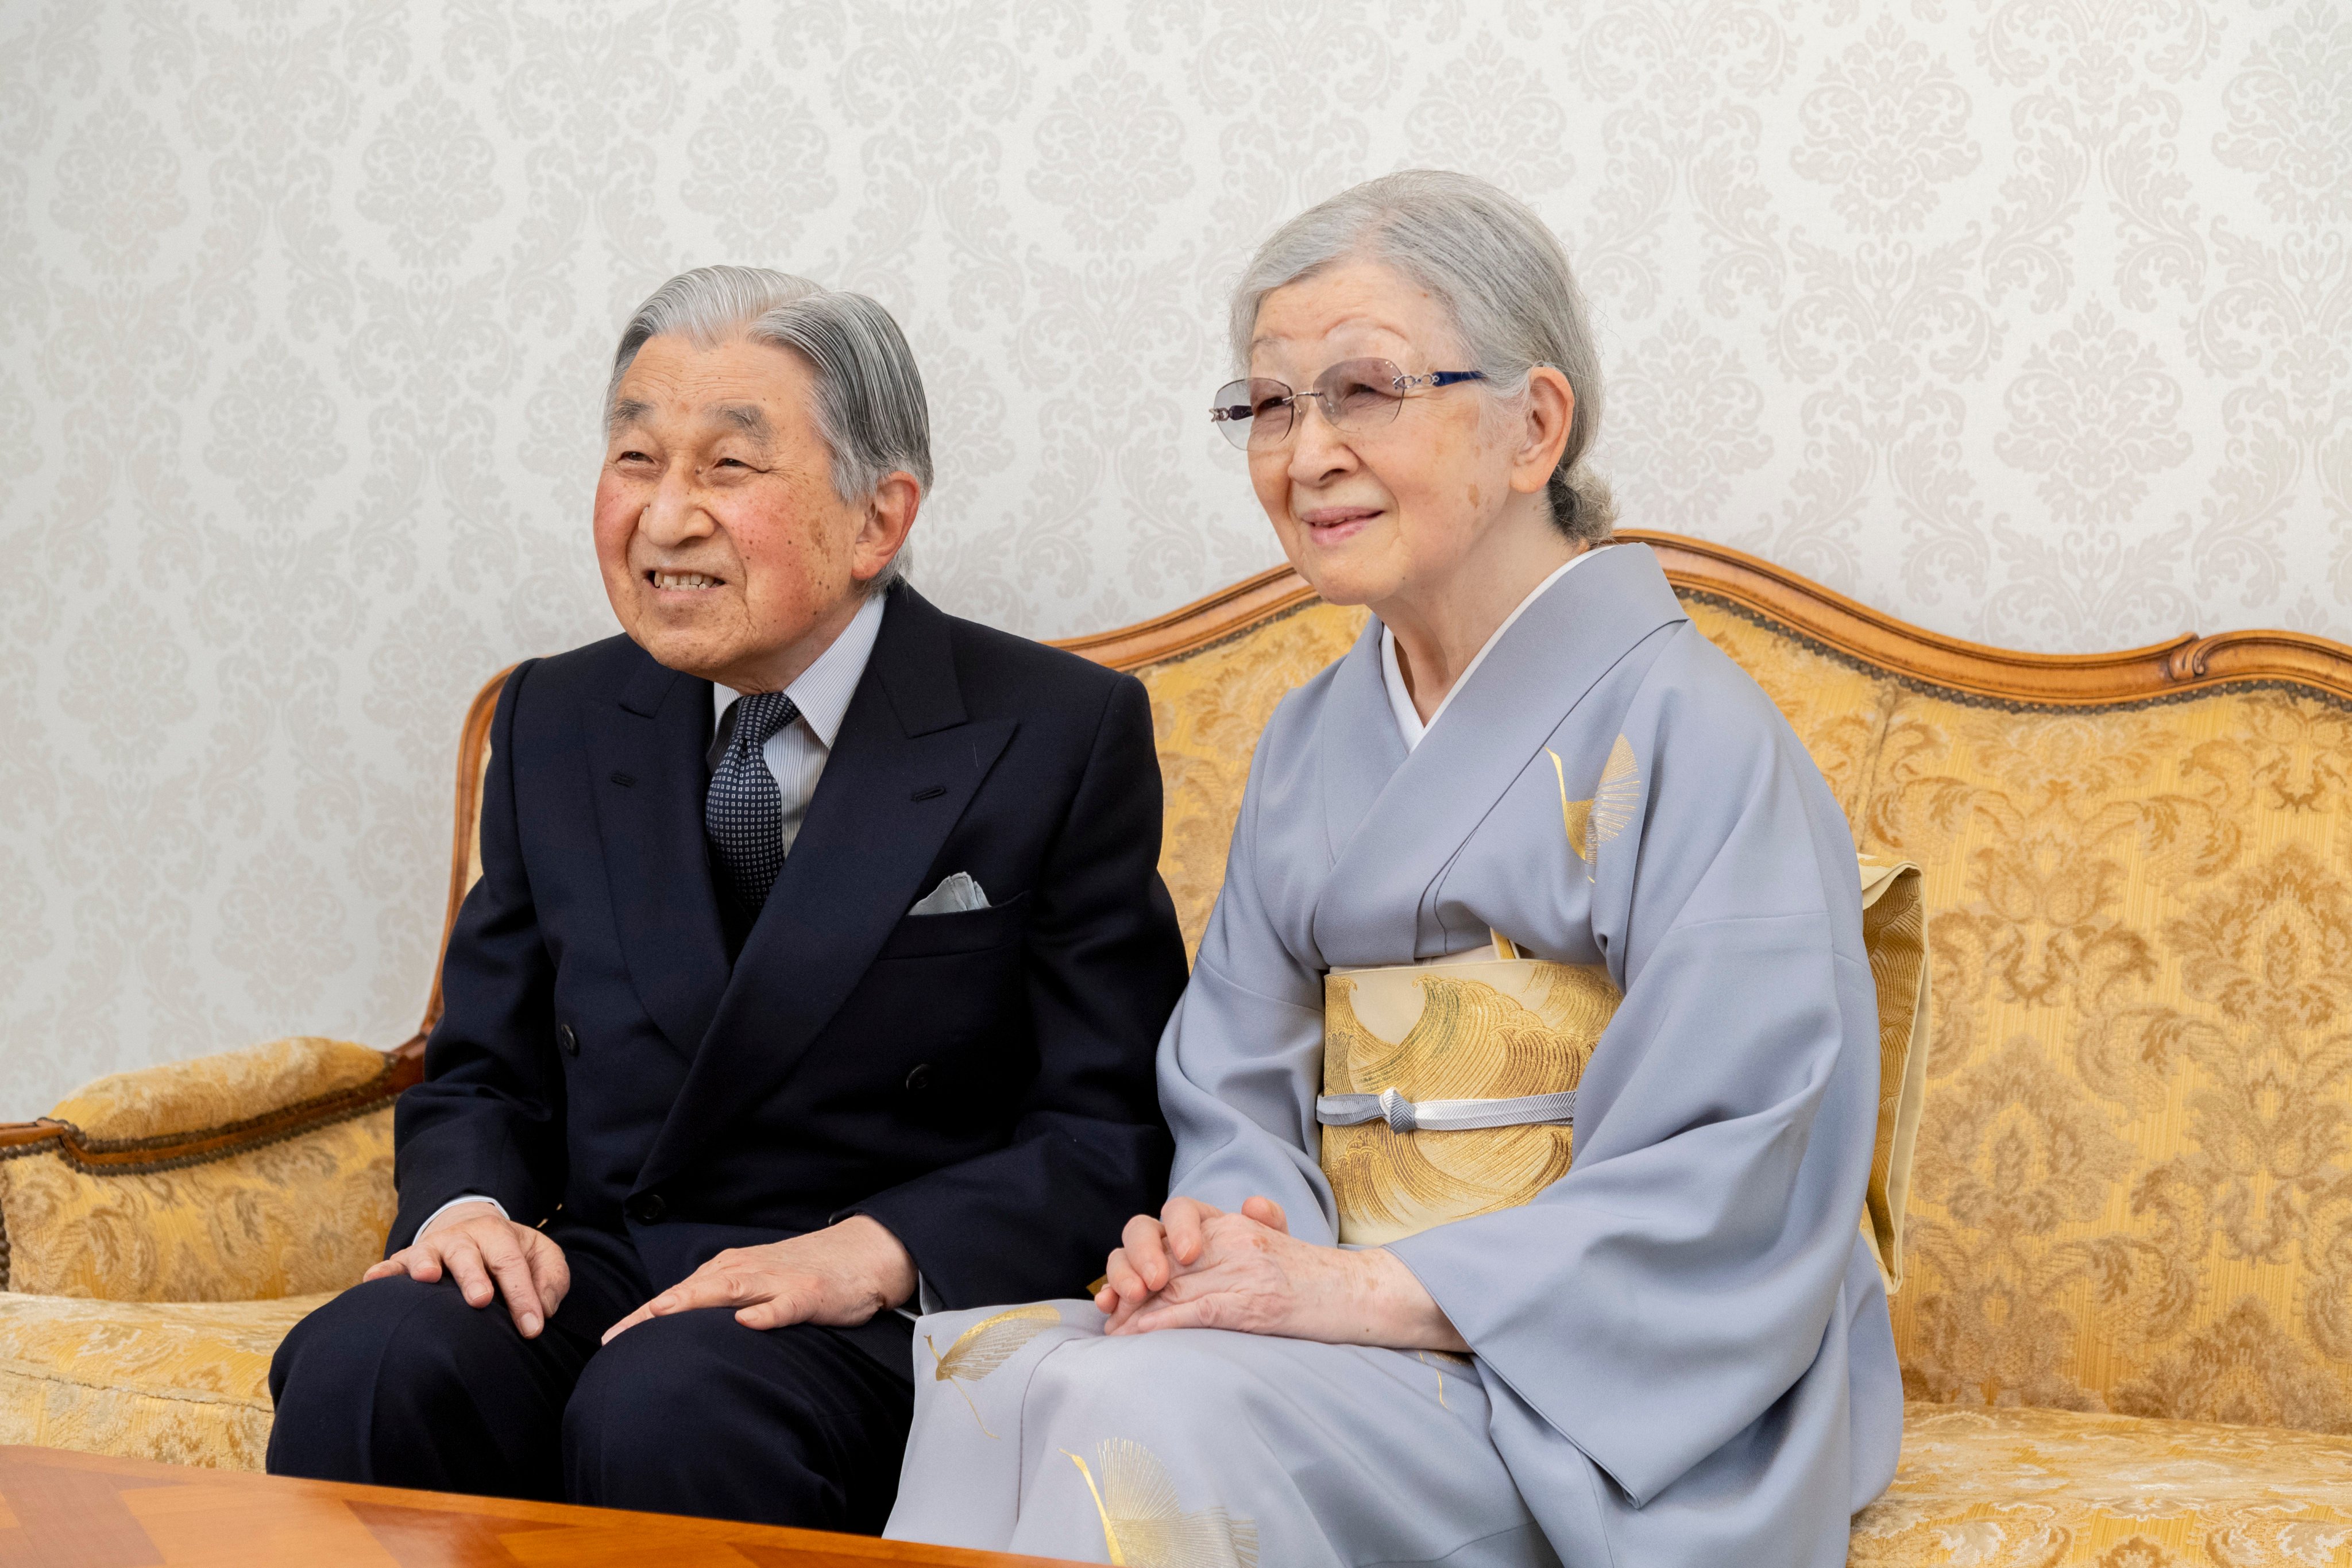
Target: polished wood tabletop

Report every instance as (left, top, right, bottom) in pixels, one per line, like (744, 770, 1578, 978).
(0, 1446, 1079, 1567)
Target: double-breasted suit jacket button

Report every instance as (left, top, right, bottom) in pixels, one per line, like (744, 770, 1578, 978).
(557, 1024, 580, 1057)
(903, 1063, 934, 1093)
(625, 1193, 666, 1225)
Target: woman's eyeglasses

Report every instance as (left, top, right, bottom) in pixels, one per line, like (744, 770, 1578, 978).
(1210, 359, 1486, 451)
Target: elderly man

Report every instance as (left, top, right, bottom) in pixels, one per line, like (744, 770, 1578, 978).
(266, 267, 1187, 1531)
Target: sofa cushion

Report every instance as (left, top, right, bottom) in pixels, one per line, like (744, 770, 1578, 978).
(1853, 1402, 2352, 1566)
(0, 1292, 330, 1471)
(0, 1037, 397, 1302)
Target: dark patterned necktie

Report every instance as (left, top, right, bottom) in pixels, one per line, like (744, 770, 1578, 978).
(704, 690, 801, 913)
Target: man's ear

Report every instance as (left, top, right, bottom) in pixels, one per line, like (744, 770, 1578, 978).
(850, 471, 922, 586)
(1508, 368, 1575, 497)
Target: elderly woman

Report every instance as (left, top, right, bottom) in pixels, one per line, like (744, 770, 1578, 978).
(884, 171, 1901, 1567)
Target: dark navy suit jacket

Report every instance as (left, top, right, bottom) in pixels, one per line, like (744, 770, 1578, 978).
(391, 583, 1187, 1324)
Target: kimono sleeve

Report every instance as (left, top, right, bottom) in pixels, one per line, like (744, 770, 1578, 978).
(1387, 631, 1883, 1506)
(1158, 728, 1339, 1246)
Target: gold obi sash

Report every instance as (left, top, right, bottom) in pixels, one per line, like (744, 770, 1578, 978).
(1315, 854, 1930, 1291)
(1319, 934, 1618, 1248)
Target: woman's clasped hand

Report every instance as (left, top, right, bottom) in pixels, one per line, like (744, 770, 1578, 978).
(1093, 1195, 1470, 1352)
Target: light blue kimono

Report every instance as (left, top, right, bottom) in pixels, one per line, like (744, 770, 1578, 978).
(886, 542, 1902, 1567)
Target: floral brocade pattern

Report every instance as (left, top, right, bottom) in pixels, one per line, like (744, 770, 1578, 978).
(0, 1293, 331, 1472)
(47, 1036, 392, 1142)
(0, 1038, 396, 1469)
(0, 1037, 398, 1303)
(0, 1115, 396, 1303)
(1679, 599, 2352, 1432)
(1853, 1403, 2352, 1567)
(1136, 601, 1369, 956)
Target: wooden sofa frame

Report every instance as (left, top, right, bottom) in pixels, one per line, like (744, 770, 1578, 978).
(6, 527, 2347, 1179)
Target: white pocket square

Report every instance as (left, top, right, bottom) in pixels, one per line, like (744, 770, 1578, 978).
(908, 871, 990, 916)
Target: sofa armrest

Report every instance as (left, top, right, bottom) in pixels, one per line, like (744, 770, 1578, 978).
(0, 1037, 421, 1303)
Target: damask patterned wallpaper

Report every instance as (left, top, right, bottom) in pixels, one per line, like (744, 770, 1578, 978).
(1, 0, 2345, 1110)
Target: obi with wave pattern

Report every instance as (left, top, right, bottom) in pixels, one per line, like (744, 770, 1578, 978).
(1319, 938, 1621, 1247)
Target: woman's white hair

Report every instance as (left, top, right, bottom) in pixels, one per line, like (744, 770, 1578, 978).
(1229, 169, 1615, 541)
(607, 265, 930, 593)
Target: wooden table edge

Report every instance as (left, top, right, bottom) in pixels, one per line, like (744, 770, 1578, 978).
(0, 1444, 1086, 1567)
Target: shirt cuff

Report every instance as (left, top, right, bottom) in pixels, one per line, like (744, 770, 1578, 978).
(895, 1274, 943, 1322)
(417, 1194, 508, 1239)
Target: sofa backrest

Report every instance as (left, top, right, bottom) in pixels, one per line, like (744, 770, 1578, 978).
(1667, 594, 2352, 1434)
(426, 532, 2352, 1435)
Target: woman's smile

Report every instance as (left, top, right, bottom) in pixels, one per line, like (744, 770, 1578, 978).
(1295, 504, 1383, 544)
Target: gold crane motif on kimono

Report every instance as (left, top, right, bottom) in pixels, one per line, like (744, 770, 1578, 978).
(1065, 1438, 1259, 1568)
(1320, 965, 1615, 1245)
(1418, 1348, 1476, 1409)
(1550, 733, 1642, 876)
(926, 1304, 1062, 1438)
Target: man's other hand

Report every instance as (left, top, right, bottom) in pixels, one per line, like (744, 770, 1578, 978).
(601, 1215, 918, 1345)
(362, 1201, 570, 1339)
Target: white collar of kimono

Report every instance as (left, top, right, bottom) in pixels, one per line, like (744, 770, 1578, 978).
(1380, 546, 1602, 751)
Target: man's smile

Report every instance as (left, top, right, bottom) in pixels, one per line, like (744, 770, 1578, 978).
(649, 570, 725, 592)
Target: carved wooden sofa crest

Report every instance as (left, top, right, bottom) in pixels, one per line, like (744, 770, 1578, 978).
(5, 532, 2350, 1565)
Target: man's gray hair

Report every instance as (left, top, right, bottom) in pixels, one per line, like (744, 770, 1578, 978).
(1229, 170, 1615, 542)
(607, 265, 930, 593)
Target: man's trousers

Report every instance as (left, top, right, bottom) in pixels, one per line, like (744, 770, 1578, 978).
(265, 1223, 914, 1531)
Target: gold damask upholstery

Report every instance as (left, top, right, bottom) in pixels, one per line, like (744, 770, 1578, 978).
(1682, 598, 2352, 1431)
(1134, 598, 1370, 956)
(0, 1037, 397, 1467)
(0, 1293, 329, 1473)
(1, 1037, 398, 1303)
(1851, 1403, 2352, 1566)
(45, 1036, 390, 1146)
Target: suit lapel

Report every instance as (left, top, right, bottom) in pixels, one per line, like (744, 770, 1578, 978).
(635, 586, 1015, 1195)
(1311, 543, 1687, 964)
(586, 652, 729, 1062)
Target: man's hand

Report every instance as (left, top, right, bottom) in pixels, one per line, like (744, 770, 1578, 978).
(362, 1201, 570, 1340)
(1094, 1195, 1467, 1352)
(601, 1215, 918, 1345)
